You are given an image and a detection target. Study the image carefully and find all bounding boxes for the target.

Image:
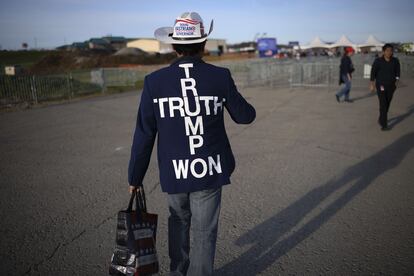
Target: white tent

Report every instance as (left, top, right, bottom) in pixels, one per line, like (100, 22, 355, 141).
(330, 35, 357, 49)
(301, 36, 330, 50)
(358, 35, 384, 48)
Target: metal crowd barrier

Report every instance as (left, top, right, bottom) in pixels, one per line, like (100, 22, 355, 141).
(1, 54, 413, 107)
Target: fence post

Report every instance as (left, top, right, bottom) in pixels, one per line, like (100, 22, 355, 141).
(327, 63, 332, 92)
(30, 75, 38, 104)
(300, 63, 304, 87)
(70, 73, 74, 98)
(66, 73, 73, 100)
(101, 68, 107, 93)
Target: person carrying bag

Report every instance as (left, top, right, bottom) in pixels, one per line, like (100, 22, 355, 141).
(128, 11, 256, 276)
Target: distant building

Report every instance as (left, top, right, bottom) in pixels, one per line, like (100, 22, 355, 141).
(56, 44, 70, 51)
(102, 36, 127, 50)
(205, 39, 227, 55)
(227, 41, 256, 53)
(127, 38, 227, 55)
(89, 38, 111, 50)
(401, 43, 414, 54)
(70, 42, 89, 51)
(127, 38, 173, 54)
(57, 36, 226, 54)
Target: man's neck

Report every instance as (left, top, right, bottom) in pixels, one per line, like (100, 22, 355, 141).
(384, 56, 391, 61)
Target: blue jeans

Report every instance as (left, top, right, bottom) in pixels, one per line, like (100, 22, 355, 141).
(167, 188, 222, 276)
(336, 74, 352, 100)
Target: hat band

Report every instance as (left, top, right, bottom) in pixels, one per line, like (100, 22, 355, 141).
(169, 33, 208, 41)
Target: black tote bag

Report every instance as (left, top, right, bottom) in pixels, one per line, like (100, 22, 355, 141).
(109, 188, 158, 275)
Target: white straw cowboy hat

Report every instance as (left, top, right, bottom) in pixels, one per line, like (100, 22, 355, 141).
(154, 12, 213, 44)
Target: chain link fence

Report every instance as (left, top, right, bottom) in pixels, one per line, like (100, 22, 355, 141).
(0, 68, 150, 107)
(0, 71, 101, 106)
(1, 55, 413, 108)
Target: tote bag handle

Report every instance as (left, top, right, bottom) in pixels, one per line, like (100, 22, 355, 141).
(127, 188, 147, 213)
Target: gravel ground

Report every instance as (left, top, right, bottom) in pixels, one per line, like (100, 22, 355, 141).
(0, 79, 413, 275)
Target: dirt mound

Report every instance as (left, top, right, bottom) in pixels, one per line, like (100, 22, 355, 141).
(27, 49, 255, 75)
(28, 50, 176, 75)
(113, 47, 148, 56)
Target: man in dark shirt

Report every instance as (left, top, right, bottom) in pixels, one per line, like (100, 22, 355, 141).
(370, 43, 401, 131)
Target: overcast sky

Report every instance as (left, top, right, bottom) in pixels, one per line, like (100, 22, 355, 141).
(1, 0, 413, 49)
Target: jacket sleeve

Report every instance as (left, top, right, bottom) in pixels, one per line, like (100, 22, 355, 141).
(349, 58, 355, 73)
(224, 69, 256, 124)
(370, 59, 378, 82)
(128, 76, 157, 186)
(395, 58, 401, 80)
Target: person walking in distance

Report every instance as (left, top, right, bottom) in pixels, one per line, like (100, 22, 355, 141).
(127, 12, 256, 276)
(370, 43, 401, 131)
(335, 47, 355, 103)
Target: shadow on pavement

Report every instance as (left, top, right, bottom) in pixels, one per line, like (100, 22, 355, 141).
(216, 132, 414, 275)
(351, 92, 376, 102)
(389, 104, 414, 129)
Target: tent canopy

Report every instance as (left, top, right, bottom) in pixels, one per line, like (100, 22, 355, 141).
(330, 35, 356, 49)
(359, 35, 384, 48)
(299, 35, 385, 51)
(301, 36, 330, 49)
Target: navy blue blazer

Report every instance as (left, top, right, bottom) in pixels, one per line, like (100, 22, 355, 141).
(128, 56, 256, 194)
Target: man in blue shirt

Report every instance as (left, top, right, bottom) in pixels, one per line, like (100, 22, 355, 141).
(128, 12, 256, 275)
(335, 47, 355, 103)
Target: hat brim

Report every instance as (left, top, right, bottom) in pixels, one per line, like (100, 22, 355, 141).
(154, 20, 213, 44)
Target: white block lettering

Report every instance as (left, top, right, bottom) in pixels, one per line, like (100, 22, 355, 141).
(190, 158, 208, 178)
(154, 97, 168, 118)
(180, 78, 198, 97)
(172, 155, 223, 179)
(214, 97, 224, 115)
(208, 154, 222, 175)
(172, 159, 189, 179)
(168, 97, 185, 117)
(189, 135, 203, 155)
(184, 96, 200, 116)
(179, 63, 193, 78)
(199, 96, 214, 115)
(184, 116, 204, 136)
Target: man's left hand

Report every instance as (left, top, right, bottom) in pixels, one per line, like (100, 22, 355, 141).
(129, 185, 142, 194)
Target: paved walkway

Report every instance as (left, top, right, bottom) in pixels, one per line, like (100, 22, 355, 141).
(0, 79, 413, 275)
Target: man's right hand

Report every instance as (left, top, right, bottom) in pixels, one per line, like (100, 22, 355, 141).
(369, 82, 375, 93)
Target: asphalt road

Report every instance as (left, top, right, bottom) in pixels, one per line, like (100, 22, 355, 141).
(1, 79, 413, 275)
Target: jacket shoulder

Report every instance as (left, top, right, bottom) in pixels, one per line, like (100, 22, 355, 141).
(202, 62, 231, 77)
(373, 57, 381, 64)
(146, 66, 172, 81)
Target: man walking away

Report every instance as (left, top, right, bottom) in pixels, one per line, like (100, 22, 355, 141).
(370, 43, 401, 131)
(335, 47, 355, 103)
(128, 12, 256, 276)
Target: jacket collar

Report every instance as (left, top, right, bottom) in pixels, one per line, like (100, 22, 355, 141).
(170, 55, 205, 66)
